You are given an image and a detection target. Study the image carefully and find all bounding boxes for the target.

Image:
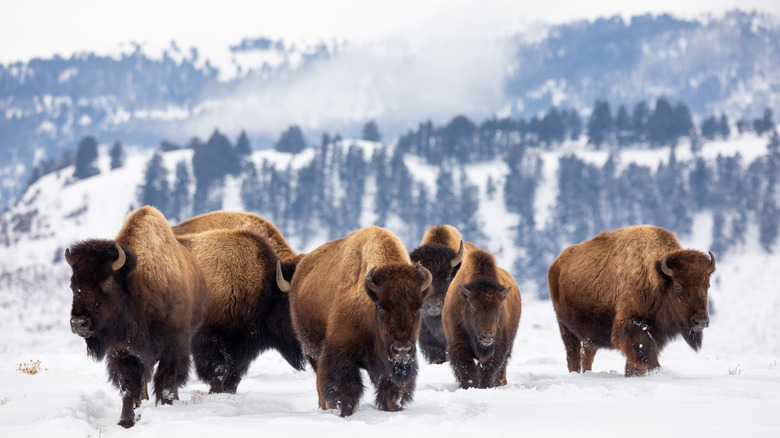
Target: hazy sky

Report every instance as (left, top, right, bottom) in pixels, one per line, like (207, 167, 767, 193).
(1, 0, 779, 64)
(2, 0, 778, 140)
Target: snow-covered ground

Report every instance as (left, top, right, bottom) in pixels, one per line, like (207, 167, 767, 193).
(1, 137, 779, 436)
(2, 287, 779, 437)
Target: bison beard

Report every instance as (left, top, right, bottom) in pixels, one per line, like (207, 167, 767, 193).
(684, 329, 704, 351)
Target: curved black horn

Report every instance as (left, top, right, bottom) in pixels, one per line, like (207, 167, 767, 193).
(707, 250, 716, 272)
(419, 266, 433, 292)
(64, 248, 73, 267)
(111, 243, 126, 271)
(660, 255, 673, 277)
(276, 260, 291, 293)
(365, 266, 381, 295)
(451, 241, 464, 268)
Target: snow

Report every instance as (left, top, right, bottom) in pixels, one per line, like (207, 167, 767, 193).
(1, 135, 780, 435)
(2, 288, 779, 436)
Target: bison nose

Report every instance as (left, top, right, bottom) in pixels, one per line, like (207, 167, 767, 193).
(391, 343, 414, 364)
(70, 317, 91, 337)
(478, 333, 495, 347)
(691, 315, 709, 332)
(426, 299, 443, 316)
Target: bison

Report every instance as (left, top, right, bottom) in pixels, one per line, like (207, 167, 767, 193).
(409, 225, 464, 364)
(66, 206, 208, 428)
(175, 228, 306, 394)
(289, 226, 433, 416)
(548, 225, 716, 377)
(172, 210, 301, 262)
(443, 247, 522, 388)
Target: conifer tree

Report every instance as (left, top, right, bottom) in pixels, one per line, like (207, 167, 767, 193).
(109, 141, 125, 170)
(139, 152, 170, 215)
(587, 100, 613, 148)
(236, 130, 252, 157)
(275, 125, 307, 153)
(170, 160, 191, 222)
(362, 121, 381, 142)
(73, 136, 100, 179)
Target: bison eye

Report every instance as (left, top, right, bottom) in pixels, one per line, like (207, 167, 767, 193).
(377, 305, 386, 314)
(673, 283, 683, 293)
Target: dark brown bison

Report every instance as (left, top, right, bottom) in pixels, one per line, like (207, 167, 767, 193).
(443, 247, 522, 388)
(409, 225, 464, 364)
(289, 226, 433, 416)
(66, 206, 208, 428)
(172, 210, 301, 262)
(548, 225, 716, 377)
(175, 228, 305, 394)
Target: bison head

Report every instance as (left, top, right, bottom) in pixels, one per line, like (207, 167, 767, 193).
(458, 279, 511, 360)
(409, 241, 463, 318)
(364, 262, 432, 381)
(659, 249, 716, 351)
(65, 239, 137, 359)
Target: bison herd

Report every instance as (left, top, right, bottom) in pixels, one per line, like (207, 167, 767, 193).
(65, 206, 716, 427)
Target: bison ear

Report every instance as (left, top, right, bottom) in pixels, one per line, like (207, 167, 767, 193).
(458, 285, 472, 298)
(365, 266, 380, 302)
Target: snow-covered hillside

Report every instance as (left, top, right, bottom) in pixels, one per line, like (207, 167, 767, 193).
(0, 136, 779, 435)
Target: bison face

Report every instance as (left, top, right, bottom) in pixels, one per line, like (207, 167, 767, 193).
(65, 240, 136, 359)
(409, 242, 463, 318)
(365, 263, 432, 381)
(660, 250, 716, 351)
(458, 280, 511, 360)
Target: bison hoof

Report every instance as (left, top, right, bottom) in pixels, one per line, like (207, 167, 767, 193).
(338, 402, 356, 417)
(117, 417, 135, 428)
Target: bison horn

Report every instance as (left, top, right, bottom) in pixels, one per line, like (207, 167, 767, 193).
(660, 255, 674, 277)
(419, 265, 433, 292)
(458, 285, 472, 298)
(451, 241, 464, 268)
(111, 243, 126, 271)
(64, 248, 73, 267)
(276, 260, 291, 293)
(365, 266, 381, 295)
(707, 251, 716, 272)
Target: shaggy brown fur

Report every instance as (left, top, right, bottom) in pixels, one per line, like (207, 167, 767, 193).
(443, 248, 522, 388)
(173, 210, 301, 262)
(289, 226, 432, 417)
(66, 206, 208, 428)
(548, 225, 716, 377)
(409, 225, 464, 364)
(176, 229, 305, 394)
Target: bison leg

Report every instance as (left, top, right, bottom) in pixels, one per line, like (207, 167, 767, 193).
(484, 347, 511, 388)
(419, 324, 447, 364)
(557, 321, 583, 373)
(612, 318, 661, 377)
(153, 343, 190, 405)
(580, 343, 598, 372)
(192, 332, 233, 394)
(317, 348, 363, 416)
(476, 346, 510, 388)
(306, 356, 329, 410)
(447, 339, 479, 389)
(106, 349, 145, 428)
